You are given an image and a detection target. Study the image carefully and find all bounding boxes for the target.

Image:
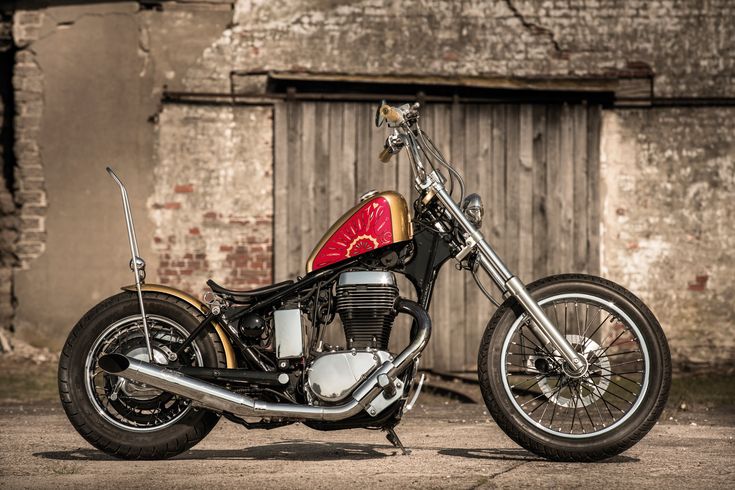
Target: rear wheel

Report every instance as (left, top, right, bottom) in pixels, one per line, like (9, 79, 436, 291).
(58, 292, 226, 459)
(478, 274, 671, 462)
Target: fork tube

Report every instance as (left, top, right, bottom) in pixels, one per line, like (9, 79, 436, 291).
(107, 167, 154, 362)
(431, 181, 586, 373)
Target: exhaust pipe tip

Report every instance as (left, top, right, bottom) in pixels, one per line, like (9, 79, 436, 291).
(98, 353, 130, 374)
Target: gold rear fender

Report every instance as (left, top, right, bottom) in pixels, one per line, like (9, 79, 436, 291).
(121, 284, 236, 368)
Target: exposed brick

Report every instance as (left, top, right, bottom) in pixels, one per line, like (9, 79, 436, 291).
(16, 242, 43, 256)
(602, 108, 735, 372)
(152, 104, 274, 294)
(20, 217, 42, 231)
(14, 11, 42, 27)
(687, 275, 709, 292)
(15, 191, 45, 206)
(185, 0, 735, 98)
(18, 178, 45, 191)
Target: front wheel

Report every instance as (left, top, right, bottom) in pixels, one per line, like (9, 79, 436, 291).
(478, 274, 671, 462)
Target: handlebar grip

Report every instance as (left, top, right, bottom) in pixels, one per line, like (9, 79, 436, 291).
(378, 104, 403, 125)
(379, 147, 393, 163)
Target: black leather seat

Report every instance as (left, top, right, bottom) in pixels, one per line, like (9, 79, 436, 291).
(206, 279, 294, 303)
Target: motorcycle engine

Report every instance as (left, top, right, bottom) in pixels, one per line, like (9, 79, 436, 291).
(306, 271, 399, 403)
(335, 271, 398, 350)
(306, 349, 393, 403)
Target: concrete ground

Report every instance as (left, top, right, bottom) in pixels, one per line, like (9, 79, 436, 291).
(0, 393, 733, 490)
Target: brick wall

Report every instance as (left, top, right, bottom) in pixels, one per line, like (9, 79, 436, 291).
(185, 0, 735, 98)
(0, 9, 48, 338)
(153, 104, 273, 298)
(0, 10, 16, 334)
(11, 10, 46, 270)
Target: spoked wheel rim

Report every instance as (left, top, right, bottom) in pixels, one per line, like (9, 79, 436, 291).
(500, 293, 650, 439)
(84, 315, 203, 433)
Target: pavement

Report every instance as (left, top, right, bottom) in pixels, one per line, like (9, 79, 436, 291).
(0, 394, 733, 490)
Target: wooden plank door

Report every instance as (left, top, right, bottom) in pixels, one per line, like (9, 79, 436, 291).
(274, 100, 602, 371)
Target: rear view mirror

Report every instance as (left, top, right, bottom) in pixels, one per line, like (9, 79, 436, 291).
(375, 99, 386, 127)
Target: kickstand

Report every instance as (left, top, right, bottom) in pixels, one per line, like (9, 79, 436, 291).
(385, 427, 411, 455)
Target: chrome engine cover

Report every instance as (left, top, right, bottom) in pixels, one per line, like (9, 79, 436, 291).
(307, 349, 393, 403)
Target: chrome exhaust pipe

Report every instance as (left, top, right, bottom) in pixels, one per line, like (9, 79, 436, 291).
(98, 298, 430, 421)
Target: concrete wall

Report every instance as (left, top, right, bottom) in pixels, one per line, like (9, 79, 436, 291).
(8, 2, 233, 347)
(4, 0, 734, 372)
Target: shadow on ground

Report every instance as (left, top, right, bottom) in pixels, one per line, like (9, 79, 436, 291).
(438, 447, 639, 463)
(34, 442, 638, 463)
(35, 440, 395, 462)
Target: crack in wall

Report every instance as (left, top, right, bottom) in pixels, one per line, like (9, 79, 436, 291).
(503, 0, 565, 57)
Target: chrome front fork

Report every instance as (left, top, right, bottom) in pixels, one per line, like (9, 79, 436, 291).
(107, 167, 154, 362)
(429, 178, 587, 374)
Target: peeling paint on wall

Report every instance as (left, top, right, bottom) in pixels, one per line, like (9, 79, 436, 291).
(185, 0, 735, 98)
(153, 104, 273, 298)
(601, 109, 735, 372)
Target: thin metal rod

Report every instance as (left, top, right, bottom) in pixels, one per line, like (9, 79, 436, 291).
(505, 277, 586, 373)
(432, 183, 513, 281)
(106, 167, 140, 258)
(430, 179, 586, 373)
(477, 254, 510, 296)
(106, 166, 153, 362)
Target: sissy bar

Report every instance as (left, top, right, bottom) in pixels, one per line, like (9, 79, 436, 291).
(106, 166, 154, 362)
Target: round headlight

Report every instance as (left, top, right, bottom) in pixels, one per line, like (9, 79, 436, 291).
(462, 193, 484, 229)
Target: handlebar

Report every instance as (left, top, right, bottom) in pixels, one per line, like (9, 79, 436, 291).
(378, 146, 393, 163)
(377, 102, 420, 163)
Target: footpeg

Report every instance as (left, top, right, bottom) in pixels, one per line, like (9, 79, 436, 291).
(365, 378, 404, 417)
(377, 373, 397, 398)
(385, 427, 411, 455)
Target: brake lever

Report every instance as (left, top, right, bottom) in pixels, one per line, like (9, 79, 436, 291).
(379, 130, 404, 163)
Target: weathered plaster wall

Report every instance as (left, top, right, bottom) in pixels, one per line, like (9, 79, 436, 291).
(153, 104, 273, 297)
(601, 108, 735, 372)
(185, 0, 734, 97)
(10, 3, 233, 347)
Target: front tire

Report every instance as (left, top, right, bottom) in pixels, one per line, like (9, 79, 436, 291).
(58, 292, 226, 460)
(478, 274, 671, 462)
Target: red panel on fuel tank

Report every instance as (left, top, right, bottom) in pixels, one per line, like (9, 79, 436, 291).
(307, 193, 407, 271)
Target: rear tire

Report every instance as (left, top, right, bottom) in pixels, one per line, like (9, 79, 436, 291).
(478, 274, 671, 462)
(58, 292, 226, 460)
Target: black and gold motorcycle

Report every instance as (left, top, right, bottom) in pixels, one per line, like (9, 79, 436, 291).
(59, 102, 671, 461)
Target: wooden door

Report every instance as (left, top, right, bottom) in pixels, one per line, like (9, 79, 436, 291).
(274, 101, 601, 371)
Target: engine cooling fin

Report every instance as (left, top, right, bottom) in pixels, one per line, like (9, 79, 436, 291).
(336, 271, 399, 350)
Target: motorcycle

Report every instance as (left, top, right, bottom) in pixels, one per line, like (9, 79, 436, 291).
(58, 101, 671, 462)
